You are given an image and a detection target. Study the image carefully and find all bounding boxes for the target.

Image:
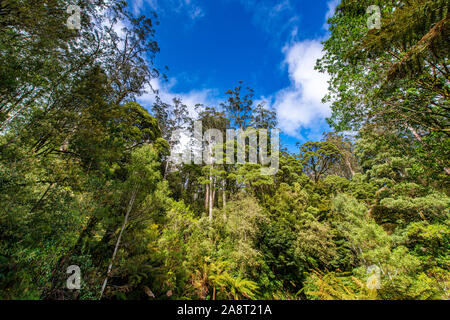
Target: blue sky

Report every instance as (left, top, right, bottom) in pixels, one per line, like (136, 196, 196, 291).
(129, 0, 340, 153)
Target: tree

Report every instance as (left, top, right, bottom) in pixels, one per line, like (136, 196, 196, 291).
(323, 132, 359, 179)
(299, 141, 343, 183)
(152, 97, 191, 177)
(196, 107, 229, 221)
(100, 144, 168, 298)
(221, 81, 255, 130)
(251, 102, 277, 130)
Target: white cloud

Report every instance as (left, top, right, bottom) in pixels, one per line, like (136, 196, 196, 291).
(233, 0, 299, 40)
(272, 39, 331, 138)
(257, 1, 339, 139)
(137, 77, 218, 118)
(112, 18, 126, 41)
(131, 0, 157, 13)
(323, 0, 339, 30)
(131, 0, 204, 21)
(187, 6, 205, 20)
(131, 0, 144, 15)
(214, 0, 333, 139)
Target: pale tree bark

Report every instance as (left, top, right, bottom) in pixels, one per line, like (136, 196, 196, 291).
(212, 184, 216, 208)
(208, 142, 214, 222)
(208, 171, 213, 222)
(222, 179, 226, 220)
(344, 156, 355, 177)
(163, 159, 170, 179)
(99, 186, 138, 299)
(204, 184, 209, 211)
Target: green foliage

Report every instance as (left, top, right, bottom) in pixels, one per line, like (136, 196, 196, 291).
(0, 0, 448, 301)
(299, 141, 343, 183)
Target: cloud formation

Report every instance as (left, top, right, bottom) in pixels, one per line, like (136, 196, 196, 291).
(267, 1, 339, 139)
(137, 77, 219, 118)
(230, 0, 299, 43)
(323, 0, 339, 29)
(131, 0, 204, 20)
(272, 39, 331, 138)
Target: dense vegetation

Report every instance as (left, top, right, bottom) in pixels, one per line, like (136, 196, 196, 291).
(0, 0, 448, 300)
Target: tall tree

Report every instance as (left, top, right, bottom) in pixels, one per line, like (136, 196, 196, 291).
(221, 81, 255, 130)
(299, 141, 343, 183)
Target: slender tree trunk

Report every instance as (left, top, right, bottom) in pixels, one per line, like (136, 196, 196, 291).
(345, 156, 355, 177)
(212, 179, 216, 207)
(30, 183, 54, 213)
(208, 171, 213, 222)
(163, 159, 170, 179)
(204, 184, 209, 211)
(208, 142, 214, 222)
(222, 179, 226, 220)
(99, 187, 138, 299)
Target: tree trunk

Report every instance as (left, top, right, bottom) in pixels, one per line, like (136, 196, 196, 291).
(204, 184, 209, 212)
(208, 141, 214, 222)
(344, 156, 355, 177)
(222, 179, 226, 220)
(208, 172, 213, 222)
(163, 159, 170, 179)
(99, 187, 138, 299)
(212, 179, 216, 208)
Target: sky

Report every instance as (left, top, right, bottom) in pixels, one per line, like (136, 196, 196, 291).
(129, 0, 340, 153)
